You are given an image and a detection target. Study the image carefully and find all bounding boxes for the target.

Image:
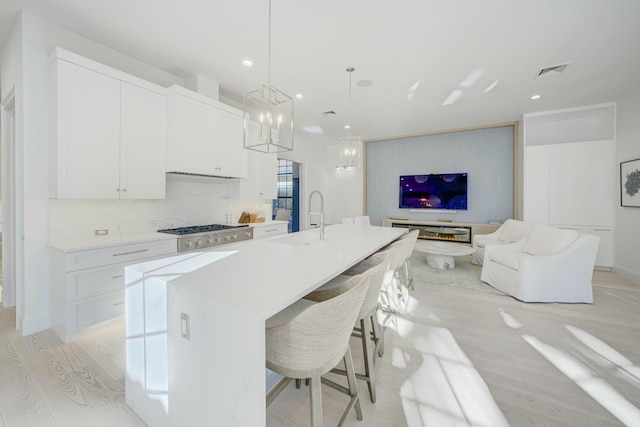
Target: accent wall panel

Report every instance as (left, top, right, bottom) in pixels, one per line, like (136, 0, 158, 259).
(366, 125, 514, 226)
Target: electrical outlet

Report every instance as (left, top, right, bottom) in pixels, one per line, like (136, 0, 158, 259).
(181, 313, 190, 340)
(94, 229, 108, 236)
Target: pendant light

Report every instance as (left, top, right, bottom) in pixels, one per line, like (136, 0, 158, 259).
(244, 0, 294, 153)
(337, 67, 361, 171)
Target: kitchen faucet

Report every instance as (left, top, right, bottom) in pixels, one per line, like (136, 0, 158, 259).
(308, 190, 325, 240)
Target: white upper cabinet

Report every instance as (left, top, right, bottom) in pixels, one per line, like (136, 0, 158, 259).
(229, 121, 277, 199)
(49, 48, 166, 199)
(166, 85, 248, 178)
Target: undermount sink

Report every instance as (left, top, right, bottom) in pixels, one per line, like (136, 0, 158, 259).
(270, 231, 322, 246)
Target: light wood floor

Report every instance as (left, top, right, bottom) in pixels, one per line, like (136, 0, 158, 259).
(0, 263, 638, 426)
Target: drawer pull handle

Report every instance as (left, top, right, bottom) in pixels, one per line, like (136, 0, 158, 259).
(112, 249, 149, 257)
(264, 228, 279, 233)
(112, 274, 124, 279)
(113, 302, 124, 306)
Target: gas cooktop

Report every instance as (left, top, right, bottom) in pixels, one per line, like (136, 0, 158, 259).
(158, 224, 252, 251)
(157, 224, 249, 235)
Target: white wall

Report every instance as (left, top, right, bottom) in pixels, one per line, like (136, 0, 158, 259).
(280, 134, 329, 229)
(1, 17, 24, 324)
(323, 144, 364, 224)
(615, 88, 640, 284)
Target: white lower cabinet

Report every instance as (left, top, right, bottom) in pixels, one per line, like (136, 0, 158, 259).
(252, 222, 288, 239)
(51, 238, 177, 342)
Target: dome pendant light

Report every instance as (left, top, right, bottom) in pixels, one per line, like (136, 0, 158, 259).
(243, 0, 294, 153)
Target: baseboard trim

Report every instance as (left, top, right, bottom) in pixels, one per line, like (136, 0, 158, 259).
(21, 312, 52, 336)
(613, 264, 640, 285)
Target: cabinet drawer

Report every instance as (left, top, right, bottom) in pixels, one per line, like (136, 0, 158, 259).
(66, 262, 128, 301)
(67, 290, 125, 331)
(253, 224, 288, 239)
(65, 239, 176, 271)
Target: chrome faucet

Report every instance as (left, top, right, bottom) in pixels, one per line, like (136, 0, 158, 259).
(308, 190, 325, 240)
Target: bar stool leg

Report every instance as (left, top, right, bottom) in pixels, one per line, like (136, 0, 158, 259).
(310, 374, 323, 427)
(341, 346, 362, 425)
(361, 318, 376, 403)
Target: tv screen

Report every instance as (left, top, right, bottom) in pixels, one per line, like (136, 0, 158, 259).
(399, 173, 468, 210)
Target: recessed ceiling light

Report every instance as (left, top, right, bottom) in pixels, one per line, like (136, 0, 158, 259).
(242, 59, 253, 67)
(442, 89, 463, 106)
(483, 80, 499, 93)
(302, 125, 323, 134)
(295, 93, 303, 99)
(531, 94, 541, 100)
(459, 69, 484, 88)
(356, 79, 373, 88)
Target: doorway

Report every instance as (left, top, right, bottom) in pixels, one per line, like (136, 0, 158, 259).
(1, 91, 16, 309)
(273, 159, 301, 233)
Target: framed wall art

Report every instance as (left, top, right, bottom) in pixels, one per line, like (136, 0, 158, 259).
(621, 158, 640, 207)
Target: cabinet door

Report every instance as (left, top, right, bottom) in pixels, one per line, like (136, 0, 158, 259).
(523, 145, 550, 223)
(54, 60, 120, 198)
(214, 107, 248, 178)
(230, 122, 276, 199)
(120, 82, 166, 199)
(591, 227, 613, 268)
(255, 151, 277, 199)
(548, 140, 613, 226)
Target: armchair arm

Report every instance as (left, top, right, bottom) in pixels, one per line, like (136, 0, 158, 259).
(517, 234, 599, 302)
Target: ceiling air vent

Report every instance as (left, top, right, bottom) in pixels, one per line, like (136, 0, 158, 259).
(537, 63, 570, 78)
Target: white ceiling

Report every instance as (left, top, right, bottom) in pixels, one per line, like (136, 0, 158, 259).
(2, 0, 640, 145)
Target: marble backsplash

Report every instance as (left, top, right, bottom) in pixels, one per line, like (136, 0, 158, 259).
(49, 174, 272, 241)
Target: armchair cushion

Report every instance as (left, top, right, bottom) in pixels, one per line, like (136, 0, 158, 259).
(487, 248, 521, 271)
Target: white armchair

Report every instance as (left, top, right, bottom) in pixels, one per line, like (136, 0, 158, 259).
(480, 224, 599, 303)
(471, 219, 532, 265)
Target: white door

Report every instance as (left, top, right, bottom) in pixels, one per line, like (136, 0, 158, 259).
(1, 92, 16, 308)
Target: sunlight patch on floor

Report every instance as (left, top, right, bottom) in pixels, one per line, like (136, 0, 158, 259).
(565, 325, 640, 381)
(523, 335, 640, 426)
(398, 324, 509, 427)
(498, 309, 522, 329)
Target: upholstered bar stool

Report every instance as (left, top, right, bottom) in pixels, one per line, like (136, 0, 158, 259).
(397, 230, 420, 291)
(265, 274, 370, 427)
(342, 216, 371, 226)
(305, 252, 391, 403)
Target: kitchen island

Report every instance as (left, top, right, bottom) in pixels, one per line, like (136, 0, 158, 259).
(124, 224, 406, 427)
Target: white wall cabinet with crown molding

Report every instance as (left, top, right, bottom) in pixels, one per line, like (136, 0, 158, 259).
(166, 85, 248, 178)
(49, 48, 166, 199)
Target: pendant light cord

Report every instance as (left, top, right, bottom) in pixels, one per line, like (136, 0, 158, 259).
(268, 0, 272, 88)
(347, 67, 355, 139)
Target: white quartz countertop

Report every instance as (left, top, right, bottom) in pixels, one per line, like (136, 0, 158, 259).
(49, 232, 177, 252)
(128, 224, 406, 320)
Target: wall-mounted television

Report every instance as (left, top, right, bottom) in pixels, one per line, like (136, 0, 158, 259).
(399, 173, 468, 210)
